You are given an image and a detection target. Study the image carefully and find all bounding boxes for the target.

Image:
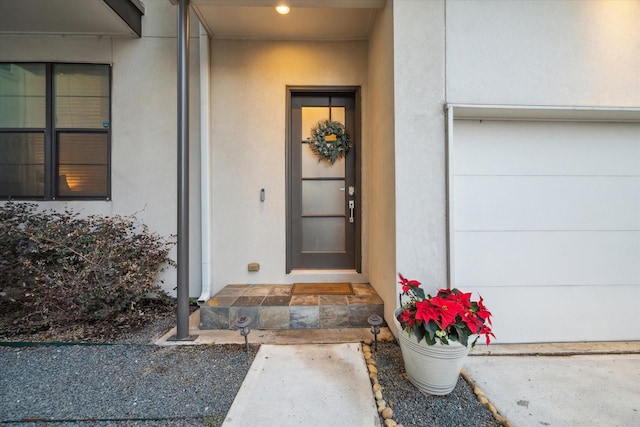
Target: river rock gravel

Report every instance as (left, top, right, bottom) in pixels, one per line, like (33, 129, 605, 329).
(373, 342, 501, 427)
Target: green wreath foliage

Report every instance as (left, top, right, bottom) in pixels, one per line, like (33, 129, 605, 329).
(305, 119, 352, 164)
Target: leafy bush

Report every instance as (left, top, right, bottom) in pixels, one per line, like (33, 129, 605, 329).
(0, 202, 175, 331)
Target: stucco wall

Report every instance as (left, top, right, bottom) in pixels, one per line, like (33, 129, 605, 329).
(389, 0, 639, 333)
(446, 0, 640, 107)
(393, 0, 448, 299)
(208, 39, 368, 293)
(367, 1, 398, 326)
(0, 1, 203, 297)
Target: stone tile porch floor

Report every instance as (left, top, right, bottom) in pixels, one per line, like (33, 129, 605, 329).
(199, 283, 385, 330)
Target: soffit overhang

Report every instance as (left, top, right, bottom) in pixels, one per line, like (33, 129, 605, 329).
(182, 0, 386, 40)
(0, 0, 145, 38)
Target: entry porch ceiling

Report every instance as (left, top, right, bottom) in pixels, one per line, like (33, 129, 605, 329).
(0, 0, 144, 37)
(189, 0, 386, 40)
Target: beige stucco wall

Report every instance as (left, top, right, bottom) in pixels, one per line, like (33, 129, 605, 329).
(0, 1, 203, 297)
(208, 39, 369, 293)
(446, 0, 640, 107)
(393, 0, 448, 300)
(367, 1, 398, 327)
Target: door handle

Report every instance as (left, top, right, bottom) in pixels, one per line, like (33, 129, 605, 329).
(348, 200, 355, 223)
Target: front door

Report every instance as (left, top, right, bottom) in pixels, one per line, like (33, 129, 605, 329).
(287, 89, 360, 272)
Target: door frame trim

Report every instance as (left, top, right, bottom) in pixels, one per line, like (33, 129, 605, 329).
(285, 86, 362, 273)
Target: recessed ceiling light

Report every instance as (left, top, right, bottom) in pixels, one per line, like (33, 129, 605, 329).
(276, 5, 290, 15)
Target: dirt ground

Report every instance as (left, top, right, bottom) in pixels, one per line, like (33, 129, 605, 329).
(0, 290, 184, 343)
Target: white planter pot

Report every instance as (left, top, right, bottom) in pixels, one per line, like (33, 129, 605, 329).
(394, 310, 471, 396)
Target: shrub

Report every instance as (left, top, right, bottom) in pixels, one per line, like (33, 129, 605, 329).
(0, 202, 175, 330)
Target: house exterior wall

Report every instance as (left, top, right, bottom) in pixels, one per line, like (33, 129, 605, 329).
(0, 1, 203, 297)
(390, 0, 639, 342)
(208, 39, 369, 294)
(446, 0, 640, 107)
(444, 0, 640, 343)
(392, 0, 448, 301)
(367, 1, 398, 325)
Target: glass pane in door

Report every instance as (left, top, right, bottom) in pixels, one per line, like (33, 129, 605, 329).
(302, 217, 345, 251)
(302, 180, 345, 215)
(330, 107, 345, 126)
(288, 91, 358, 271)
(299, 105, 348, 254)
(301, 106, 346, 178)
(301, 145, 345, 178)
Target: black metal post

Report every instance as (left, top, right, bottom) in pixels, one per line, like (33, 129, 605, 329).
(174, 0, 192, 341)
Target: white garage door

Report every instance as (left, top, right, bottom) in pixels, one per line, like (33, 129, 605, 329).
(451, 118, 640, 343)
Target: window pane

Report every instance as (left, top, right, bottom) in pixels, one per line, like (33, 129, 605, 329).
(302, 180, 345, 215)
(54, 64, 109, 128)
(0, 63, 46, 128)
(302, 217, 345, 252)
(0, 133, 45, 197)
(330, 107, 345, 125)
(301, 107, 329, 141)
(301, 106, 346, 178)
(57, 132, 108, 197)
(302, 143, 345, 178)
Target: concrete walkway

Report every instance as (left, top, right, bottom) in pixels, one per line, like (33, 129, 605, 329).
(223, 343, 380, 426)
(465, 353, 640, 426)
(159, 312, 640, 427)
(466, 342, 640, 427)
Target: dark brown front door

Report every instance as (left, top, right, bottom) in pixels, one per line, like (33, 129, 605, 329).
(287, 89, 360, 272)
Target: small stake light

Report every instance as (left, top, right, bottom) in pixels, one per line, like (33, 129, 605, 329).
(236, 316, 251, 352)
(368, 314, 383, 351)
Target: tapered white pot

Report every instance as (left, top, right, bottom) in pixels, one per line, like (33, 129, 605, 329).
(394, 310, 471, 396)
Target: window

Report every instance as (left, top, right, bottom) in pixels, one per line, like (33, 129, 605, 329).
(0, 63, 110, 199)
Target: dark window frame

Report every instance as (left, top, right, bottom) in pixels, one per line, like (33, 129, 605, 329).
(0, 62, 112, 201)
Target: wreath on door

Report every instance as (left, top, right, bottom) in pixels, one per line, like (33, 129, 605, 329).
(305, 119, 352, 164)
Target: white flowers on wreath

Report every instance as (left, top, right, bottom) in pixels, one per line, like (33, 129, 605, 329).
(305, 119, 352, 164)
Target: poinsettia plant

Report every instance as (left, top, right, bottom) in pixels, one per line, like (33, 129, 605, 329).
(397, 273, 495, 347)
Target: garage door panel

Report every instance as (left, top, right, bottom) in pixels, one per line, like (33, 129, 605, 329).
(451, 117, 640, 342)
(464, 285, 640, 343)
(453, 120, 640, 176)
(454, 176, 640, 230)
(454, 231, 640, 287)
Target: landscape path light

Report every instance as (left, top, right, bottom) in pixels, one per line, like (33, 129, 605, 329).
(236, 316, 251, 352)
(367, 314, 383, 351)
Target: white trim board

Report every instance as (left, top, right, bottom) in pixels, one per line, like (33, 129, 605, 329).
(446, 104, 640, 123)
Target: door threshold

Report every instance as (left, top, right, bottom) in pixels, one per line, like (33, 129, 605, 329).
(289, 269, 359, 274)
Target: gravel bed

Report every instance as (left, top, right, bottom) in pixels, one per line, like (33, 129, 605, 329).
(373, 341, 501, 427)
(0, 344, 258, 426)
(1, 318, 501, 427)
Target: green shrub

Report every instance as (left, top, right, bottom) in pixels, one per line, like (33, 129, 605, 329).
(0, 202, 175, 328)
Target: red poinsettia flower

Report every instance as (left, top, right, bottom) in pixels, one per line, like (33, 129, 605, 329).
(399, 309, 416, 327)
(461, 309, 482, 334)
(414, 300, 438, 325)
(428, 296, 464, 330)
(396, 273, 495, 347)
(398, 273, 421, 293)
(450, 290, 473, 309)
(480, 324, 496, 345)
(476, 295, 493, 325)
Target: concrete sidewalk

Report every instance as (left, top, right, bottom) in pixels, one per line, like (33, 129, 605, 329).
(222, 343, 380, 426)
(465, 342, 640, 427)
